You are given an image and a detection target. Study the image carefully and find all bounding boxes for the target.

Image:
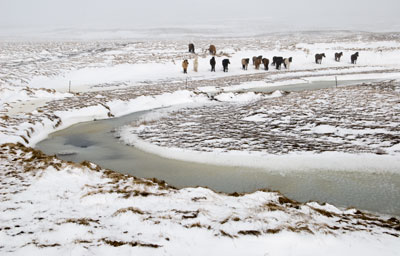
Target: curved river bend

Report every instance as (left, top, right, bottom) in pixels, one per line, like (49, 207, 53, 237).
(36, 80, 400, 216)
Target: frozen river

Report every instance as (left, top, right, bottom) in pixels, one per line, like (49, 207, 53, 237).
(36, 81, 400, 216)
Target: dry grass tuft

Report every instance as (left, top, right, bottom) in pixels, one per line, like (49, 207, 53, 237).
(238, 230, 261, 236)
(100, 239, 161, 248)
(287, 225, 314, 234)
(113, 207, 147, 216)
(312, 208, 334, 218)
(65, 218, 99, 226)
(264, 202, 285, 212)
(1, 115, 10, 121)
(220, 230, 235, 238)
(265, 228, 281, 234)
(278, 196, 298, 205)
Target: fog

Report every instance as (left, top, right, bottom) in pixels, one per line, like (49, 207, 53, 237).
(0, 0, 399, 38)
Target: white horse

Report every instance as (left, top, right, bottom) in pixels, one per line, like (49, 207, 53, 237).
(284, 57, 292, 69)
(193, 56, 198, 72)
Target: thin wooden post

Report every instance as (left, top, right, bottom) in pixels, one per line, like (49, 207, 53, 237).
(335, 76, 338, 87)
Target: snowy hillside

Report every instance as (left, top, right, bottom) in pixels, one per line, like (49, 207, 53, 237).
(1, 32, 400, 255)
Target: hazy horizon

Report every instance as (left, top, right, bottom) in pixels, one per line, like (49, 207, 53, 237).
(1, 0, 399, 39)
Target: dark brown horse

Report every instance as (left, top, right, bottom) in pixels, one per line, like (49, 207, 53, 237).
(315, 53, 326, 64)
(254, 58, 262, 70)
(209, 45, 216, 55)
(351, 52, 359, 64)
(335, 52, 343, 62)
(188, 43, 195, 53)
(262, 58, 269, 70)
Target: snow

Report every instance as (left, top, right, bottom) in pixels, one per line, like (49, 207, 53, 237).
(312, 125, 338, 134)
(1, 33, 400, 255)
(0, 144, 399, 255)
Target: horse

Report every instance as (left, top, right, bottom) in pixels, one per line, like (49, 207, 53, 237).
(252, 56, 257, 65)
(272, 56, 284, 70)
(222, 59, 230, 72)
(262, 58, 269, 70)
(210, 57, 216, 72)
(254, 58, 262, 70)
(315, 53, 326, 64)
(193, 56, 198, 72)
(351, 52, 359, 64)
(335, 52, 343, 62)
(188, 43, 195, 53)
(209, 45, 216, 55)
(182, 59, 189, 74)
(284, 57, 292, 69)
(241, 58, 250, 70)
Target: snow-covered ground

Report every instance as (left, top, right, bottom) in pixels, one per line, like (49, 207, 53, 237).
(1, 32, 400, 254)
(120, 81, 400, 173)
(1, 143, 399, 255)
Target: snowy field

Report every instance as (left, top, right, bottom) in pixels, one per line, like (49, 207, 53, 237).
(1, 32, 400, 254)
(120, 81, 400, 173)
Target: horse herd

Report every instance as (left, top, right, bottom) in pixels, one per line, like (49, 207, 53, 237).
(315, 51, 359, 64)
(182, 43, 360, 73)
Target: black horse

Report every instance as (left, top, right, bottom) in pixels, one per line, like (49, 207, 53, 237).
(271, 56, 284, 70)
(188, 43, 195, 53)
(210, 57, 216, 72)
(222, 59, 230, 72)
(315, 53, 326, 64)
(351, 52, 359, 64)
(335, 52, 343, 62)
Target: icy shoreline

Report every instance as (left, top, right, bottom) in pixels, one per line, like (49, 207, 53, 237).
(119, 132, 400, 174)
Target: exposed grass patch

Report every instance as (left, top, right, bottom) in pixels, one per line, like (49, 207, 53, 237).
(65, 218, 99, 226)
(220, 230, 235, 238)
(113, 207, 147, 216)
(265, 228, 281, 234)
(100, 239, 161, 248)
(238, 230, 261, 236)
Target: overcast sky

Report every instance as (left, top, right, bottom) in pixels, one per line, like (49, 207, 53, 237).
(0, 0, 399, 31)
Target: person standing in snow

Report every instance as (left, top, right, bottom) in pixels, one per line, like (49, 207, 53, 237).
(193, 56, 198, 72)
(210, 57, 216, 72)
(182, 59, 189, 74)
